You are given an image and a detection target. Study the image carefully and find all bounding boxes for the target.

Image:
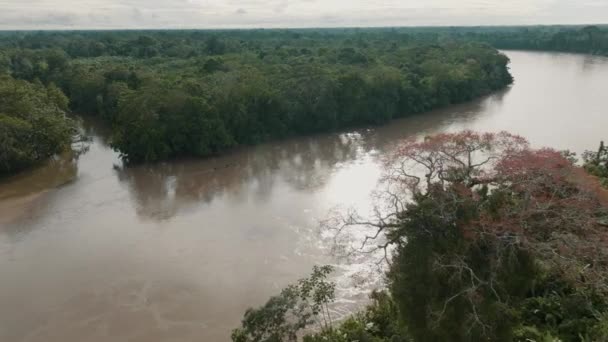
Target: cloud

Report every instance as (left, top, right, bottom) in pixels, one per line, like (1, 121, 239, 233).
(274, 0, 289, 13)
(0, 0, 606, 29)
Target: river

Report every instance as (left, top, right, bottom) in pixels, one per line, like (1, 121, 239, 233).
(0, 51, 607, 341)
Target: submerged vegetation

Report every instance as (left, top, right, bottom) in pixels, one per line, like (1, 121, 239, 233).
(234, 131, 608, 341)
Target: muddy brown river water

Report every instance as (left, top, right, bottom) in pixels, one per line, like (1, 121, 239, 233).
(1, 51, 607, 341)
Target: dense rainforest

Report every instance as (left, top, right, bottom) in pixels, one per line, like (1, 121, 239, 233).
(1, 25, 606, 171)
(0, 29, 513, 166)
(0, 75, 75, 175)
(448, 25, 608, 56)
(369, 25, 608, 56)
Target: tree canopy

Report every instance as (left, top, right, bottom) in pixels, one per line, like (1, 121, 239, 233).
(1, 26, 604, 171)
(449, 25, 608, 56)
(0, 75, 75, 175)
(0, 30, 513, 164)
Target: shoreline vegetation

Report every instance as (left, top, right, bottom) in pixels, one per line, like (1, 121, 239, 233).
(2, 28, 515, 170)
(1, 25, 606, 174)
(0, 75, 76, 176)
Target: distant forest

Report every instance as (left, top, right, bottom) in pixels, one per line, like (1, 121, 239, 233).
(439, 25, 608, 55)
(0, 25, 604, 172)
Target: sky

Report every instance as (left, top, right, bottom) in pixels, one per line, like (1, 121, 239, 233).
(1, 0, 607, 30)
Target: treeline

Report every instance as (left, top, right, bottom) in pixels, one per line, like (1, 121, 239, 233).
(0, 30, 513, 163)
(0, 75, 75, 175)
(2, 26, 604, 171)
(443, 25, 608, 56)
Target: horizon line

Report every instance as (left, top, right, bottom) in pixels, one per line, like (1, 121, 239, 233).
(1, 23, 607, 32)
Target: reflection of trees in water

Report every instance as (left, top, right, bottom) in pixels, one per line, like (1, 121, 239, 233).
(364, 88, 509, 148)
(79, 115, 113, 147)
(579, 53, 608, 74)
(0, 154, 79, 234)
(0, 153, 78, 201)
(115, 133, 367, 220)
(115, 90, 507, 221)
(269, 133, 364, 191)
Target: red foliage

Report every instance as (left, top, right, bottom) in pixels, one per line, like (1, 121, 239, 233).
(496, 148, 571, 184)
(383, 130, 529, 195)
(384, 130, 608, 291)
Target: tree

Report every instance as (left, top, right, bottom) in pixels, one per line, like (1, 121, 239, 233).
(0, 75, 75, 175)
(110, 84, 234, 163)
(232, 266, 336, 342)
(331, 131, 608, 341)
(303, 291, 411, 342)
(583, 141, 608, 187)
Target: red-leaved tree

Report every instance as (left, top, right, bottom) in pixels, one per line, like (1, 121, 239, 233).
(328, 130, 608, 339)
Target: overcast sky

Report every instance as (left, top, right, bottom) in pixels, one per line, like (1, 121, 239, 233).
(1, 0, 607, 30)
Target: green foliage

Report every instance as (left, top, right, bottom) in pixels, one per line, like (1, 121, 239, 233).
(201, 57, 227, 74)
(232, 284, 310, 342)
(583, 141, 608, 187)
(585, 312, 608, 341)
(512, 273, 608, 342)
(388, 188, 538, 342)
(304, 291, 411, 342)
(110, 85, 234, 162)
(0, 75, 75, 175)
(0, 30, 513, 163)
(453, 25, 608, 56)
(232, 266, 336, 342)
(512, 326, 562, 342)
